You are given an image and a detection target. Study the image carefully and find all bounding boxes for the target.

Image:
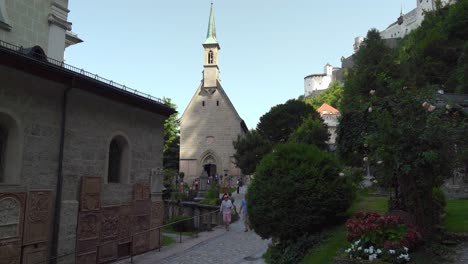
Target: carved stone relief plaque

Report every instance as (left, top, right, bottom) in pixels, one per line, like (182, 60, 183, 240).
(76, 251, 97, 264)
(132, 231, 149, 255)
(23, 191, 53, 245)
(132, 215, 150, 235)
(150, 201, 164, 229)
(133, 200, 151, 216)
(22, 243, 47, 264)
(133, 182, 150, 201)
(80, 177, 101, 211)
(100, 206, 119, 243)
(0, 239, 21, 264)
(0, 193, 25, 241)
(118, 205, 132, 242)
(98, 241, 117, 263)
(76, 211, 101, 254)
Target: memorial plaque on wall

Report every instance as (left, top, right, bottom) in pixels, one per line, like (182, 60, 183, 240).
(98, 241, 118, 263)
(133, 182, 151, 201)
(132, 231, 149, 255)
(23, 190, 53, 245)
(22, 243, 48, 264)
(0, 193, 26, 264)
(80, 176, 101, 211)
(76, 251, 97, 264)
(76, 211, 101, 254)
(100, 206, 119, 243)
(118, 204, 133, 243)
(150, 201, 164, 229)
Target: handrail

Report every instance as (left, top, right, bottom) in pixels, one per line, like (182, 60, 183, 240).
(31, 207, 222, 264)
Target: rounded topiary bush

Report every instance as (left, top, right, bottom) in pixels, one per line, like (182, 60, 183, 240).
(248, 143, 353, 240)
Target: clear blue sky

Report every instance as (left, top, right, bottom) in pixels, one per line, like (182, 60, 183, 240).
(66, 0, 415, 129)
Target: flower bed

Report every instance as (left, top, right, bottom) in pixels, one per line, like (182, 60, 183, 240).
(343, 212, 421, 263)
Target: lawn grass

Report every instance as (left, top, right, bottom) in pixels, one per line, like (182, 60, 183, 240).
(162, 234, 176, 246)
(301, 190, 388, 264)
(444, 199, 468, 233)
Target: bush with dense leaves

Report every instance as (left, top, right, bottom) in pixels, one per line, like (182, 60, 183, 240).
(248, 143, 353, 240)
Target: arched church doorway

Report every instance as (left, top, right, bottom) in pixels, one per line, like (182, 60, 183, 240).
(203, 163, 216, 177)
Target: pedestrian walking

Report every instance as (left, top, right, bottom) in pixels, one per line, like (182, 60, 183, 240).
(240, 193, 250, 232)
(220, 193, 233, 231)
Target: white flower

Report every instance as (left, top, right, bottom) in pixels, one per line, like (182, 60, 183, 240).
(339, 172, 345, 177)
(369, 254, 378, 261)
(364, 143, 368, 148)
(358, 247, 362, 250)
(403, 86, 408, 90)
(377, 160, 383, 165)
(355, 240, 361, 245)
(345, 248, 351, 253)
(372, 179, 378, 183)
(370, 90, 376, 95)
(363, 157, 368, 162)
(376, 249, 382, 254)
(428, 105, 436, 112)
(368, 107, 373, 113)
(388, 249, 396, 255)
(446, 104, 452, 109)
(364, 249, 369, 253)
(403, 246, 408, 252)
(437, 89, 444, 94)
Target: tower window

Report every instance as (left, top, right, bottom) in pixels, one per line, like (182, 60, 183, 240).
(202, 101, 205, 107)
(107, 135, 130, 183)
(216, 100, 219, 106)
(208, 50, 214, 64)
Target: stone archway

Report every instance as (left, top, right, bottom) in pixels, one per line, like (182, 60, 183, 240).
(202, 155, 217, 177)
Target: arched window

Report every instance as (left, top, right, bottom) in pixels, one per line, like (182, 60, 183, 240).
(0, 125, 7, 181)
(0, 0, 12, 31)
(107, 135, 130, 183)
(0, 111, 21, 184)
(208, 50, 214, 64)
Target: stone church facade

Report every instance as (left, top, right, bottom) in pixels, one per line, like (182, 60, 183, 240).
(0, 1, 174, 263)
(179, 4, 247, 184)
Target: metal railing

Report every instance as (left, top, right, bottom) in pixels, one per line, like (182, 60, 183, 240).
(30, 209, 222, 264)
(0, 40, 166, 106)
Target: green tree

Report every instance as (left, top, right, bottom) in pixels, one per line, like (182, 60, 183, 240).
(304, 81, 344, 110)
(248, 143, 352, 240)
(288, 116, 330, 150)
(163, 97, 180, 170)
(257, 99, 319, 144)
(232, 130, 272, 175)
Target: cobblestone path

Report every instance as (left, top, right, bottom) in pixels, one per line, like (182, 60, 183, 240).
(118, 189, 270, 264)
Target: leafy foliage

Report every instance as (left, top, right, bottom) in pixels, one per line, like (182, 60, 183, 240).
(304, 81, 344, 110)
(232, 130, 272, 175)
(248, 143, 353, 241)
(163, 97, 180, 170)
(288, 116, 330, 150)
(257, 99, 319, 144)
(265, 233, 322, 264)
(337, 1, 468, 236)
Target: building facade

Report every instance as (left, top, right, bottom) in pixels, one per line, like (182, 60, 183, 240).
(317, 103, 341, 150)
(179, 4, 247, 184)
(380, 0, 457, 39)
(0, 1, 173, 263)
(0, 0, 81, 61)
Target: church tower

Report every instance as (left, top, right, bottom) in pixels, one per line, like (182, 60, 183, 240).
(179, 3, 247, 185)
(203, 4, 220, 89)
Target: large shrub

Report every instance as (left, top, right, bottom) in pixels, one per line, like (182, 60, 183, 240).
(248, 143, 353, 240)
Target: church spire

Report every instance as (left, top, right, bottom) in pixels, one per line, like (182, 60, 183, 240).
(204, 3, 218, 45)
(202, 2, 220, 88)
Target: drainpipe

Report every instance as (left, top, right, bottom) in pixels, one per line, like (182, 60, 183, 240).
(50, 78, 74, 264)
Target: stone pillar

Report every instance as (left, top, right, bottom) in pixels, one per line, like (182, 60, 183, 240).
(47, 0, 71, 61)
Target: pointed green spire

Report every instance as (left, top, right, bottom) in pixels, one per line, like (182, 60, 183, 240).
(204, 3, 218, 45)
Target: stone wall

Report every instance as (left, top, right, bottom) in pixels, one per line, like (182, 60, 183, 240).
(0, 63, 167, 263)
(0, 0, 52, 54)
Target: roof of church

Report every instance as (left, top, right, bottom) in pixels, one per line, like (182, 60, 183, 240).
(317, 103, 340, 115)
(204, 4, 218, 45)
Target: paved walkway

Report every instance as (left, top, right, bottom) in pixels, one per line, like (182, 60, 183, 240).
(116, 188, 270, 264)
